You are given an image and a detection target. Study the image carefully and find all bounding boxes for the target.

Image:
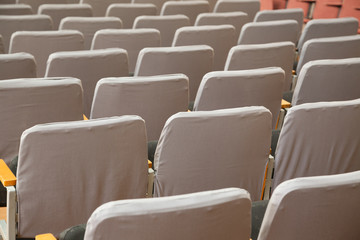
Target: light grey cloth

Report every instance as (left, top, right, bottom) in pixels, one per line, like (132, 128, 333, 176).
(273, 99, 360, 191)
(195, 12, 249, 41)
(59, 16, 122, 49)
(0, 15, 53, 53)
(133, 14, 190, 47)
(160, 1, 210, 25)
(91, 29, 160, 73)
(292, 58, 360, 106)
(16, 116, 148, 238)
(225, 41, 295, 91)
(214, 0, 260, 21)
(258, 171, 360, 240)
(38, 4, 93, 30)
(254, 8, 304, 39)
(0, 52, 36, 80)
(154, 107, 272, 201)
(79, 0, 131, 17)
(134, 45, 214, 101)
(0, 4, 33, 15)
(17, 0, 68, 13)
(193, 67, 284, 129)
(238, 19, 299, 45)
(172, 25, 236, 71)
(45, 48, 129, 117)
(296, 35, 360, 74)
(9, 30, 84, 77)
(105, 3, 157, 28)
(297, 17, 359, 53)
(91, 74, 189, 141)
(0, 77, 83, 165)
(85, 188, 251, 240)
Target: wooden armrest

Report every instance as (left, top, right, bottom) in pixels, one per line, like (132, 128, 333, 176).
(325, 2, 342, 6)
(0, 159, 16, 187)
(281, 99, 291, 108)
(148, 160, 152, 169)
(36, 233, 57, 240)
(83, 114, 88, 120)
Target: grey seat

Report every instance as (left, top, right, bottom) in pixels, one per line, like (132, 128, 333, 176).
(80, 0, 131, 16)
(213, 0, 260, 21)
(0, 53, 36, 80)
(0, 4, 33, 15)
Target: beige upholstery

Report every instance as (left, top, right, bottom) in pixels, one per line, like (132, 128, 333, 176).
(297, 17, 359, 53)
(91, 29, 160, 73)
(91, 74, 189, 141)
(258, 171, 360, 240)
(133, 15, 190, 47)
(9, 30, 84, 77)
(238, 20, 299, 45)
(16, 116, 148, 238)
(296, 35, 360, 74)
(0, 35, 4, 54)
(132, 0, 167, 14)
(80, 0, 131, 16)
(38, 4, 93, 29)
(225, 42, 295, 91)
(193, 67, 284, 129)
(254, 8, 304, 39)
(154, 107, 272, 201)
(195, 12, 249, 41)
(105, 3, 157, 28)
(134, 45, 213, 101)
(45, 48, 129, 117)
(0, 53, 36, 80)
(172, 25, 236, 70)
(273, 99, 360, 191)
(84, 188, 251, 240)
(292, 58, 360, 106)
(59, 16, 122, 49)
(160, 1, 210, 25)
(0, 15, 53, 53)
(0, 4, 33, 15)
(0, 77, 83, 165)
(214, 0, 260, 21)
(17, 0, 67, 13)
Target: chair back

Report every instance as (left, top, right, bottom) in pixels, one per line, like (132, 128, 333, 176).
(0, 4, 33, 15)
(0, 53, 36, 80)
(154, 107, 272, 201)
(214, 0, 260, 21)
(80, 0, 131, 16)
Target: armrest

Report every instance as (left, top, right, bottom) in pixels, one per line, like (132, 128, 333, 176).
(148, 160, 152, 169)
(83, 114, 88, 120)
(0, 160, 16, 187)
(325, 2, 342, 6)
(281, 99, 291, 108)
(36, 233, 57, 240)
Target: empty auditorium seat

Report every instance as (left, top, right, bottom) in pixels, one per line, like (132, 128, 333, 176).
(214, 0, 260, 21)
(0, 53, 36, 80)
(0, 3, 33, 15)
(80, 0, 131, 16)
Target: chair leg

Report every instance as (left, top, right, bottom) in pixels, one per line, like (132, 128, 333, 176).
(0, 186, 16, 240)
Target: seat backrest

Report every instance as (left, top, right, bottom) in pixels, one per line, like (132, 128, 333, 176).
(84, 188, 251, 240)
(172, 25, 236, 71)
(133, 14, 190, 47)
(154, 107, 272, 200)
(134, 45, 213, 101)
(238, 19, 299, 45)
(195, 12, 249, 41)
(292, 58, 360, 106)
(0, 52, 36, 80)
(91, 28, 160, 73)
(38, 4, 93, 29)
(132, 0, 167, 14)
(296, 35, 360, 74)
(225, 41, 295, 92)
(0, 77, 83, 165)
(16, 116, 148, 238)
(297, 17, 359, 52)
(91, 74, 189, 141)
(45, 48, 129, 118)
(258, 171, 360, 240)
(0, 15, 53, 53)
(80, 0, 131, 16)
(0, 4, 33, 15)
(106, 3, 157, 28)
(17, 0, 67, 13)
(273, 99, 360, 190)
(311, 0, 342, 20)
(9, 30, 84, 77)
(59, 16, 122, 49)
(214, 0, 260, 21)
(193, 67, 284, 129)
(254, 8, 304, 39)
(339, 0, 360, 28)
(160, 1, 210, 25)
